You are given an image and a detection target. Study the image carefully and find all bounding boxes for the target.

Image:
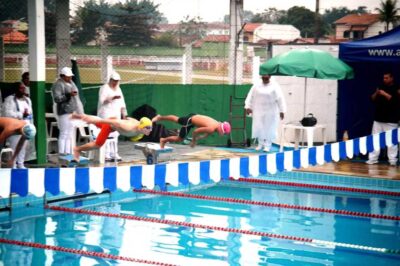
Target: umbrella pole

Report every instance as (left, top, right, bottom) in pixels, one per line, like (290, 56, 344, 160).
(303, 78, 307, 117)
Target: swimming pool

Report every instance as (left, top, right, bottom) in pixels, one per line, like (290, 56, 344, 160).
(0, 173, 399, 265)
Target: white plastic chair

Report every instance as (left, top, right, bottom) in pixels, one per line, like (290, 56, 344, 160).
(45, 119, 58, 156)
(77, 126, 91, 145)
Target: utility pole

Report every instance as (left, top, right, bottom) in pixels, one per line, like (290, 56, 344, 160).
(314, 0, 320, 44)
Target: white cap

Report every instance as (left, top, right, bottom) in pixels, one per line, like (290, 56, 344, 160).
(60, 67, 74, 77)
(109, 71, 121, 81)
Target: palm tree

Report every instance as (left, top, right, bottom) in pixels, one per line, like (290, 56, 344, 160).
(375, 0, 400, 31)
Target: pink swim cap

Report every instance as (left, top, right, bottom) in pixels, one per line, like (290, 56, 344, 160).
(221, 121, 231, 135)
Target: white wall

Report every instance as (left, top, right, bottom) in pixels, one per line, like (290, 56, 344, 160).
(253, 24, 301, 43)
(365, 22, 387, 37)
(272, 45, 340, 143)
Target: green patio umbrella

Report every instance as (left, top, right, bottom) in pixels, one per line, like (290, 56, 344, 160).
(260, 48, 354, 116)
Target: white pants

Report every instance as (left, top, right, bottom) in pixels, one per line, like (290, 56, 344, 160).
(368, 121, 398, 164)
(58, 114, 75, 154)
(7, 134, 27, 168)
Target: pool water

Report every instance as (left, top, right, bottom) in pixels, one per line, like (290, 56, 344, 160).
(0, 180, 399, 265)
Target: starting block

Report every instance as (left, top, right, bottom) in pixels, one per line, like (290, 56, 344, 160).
(134, 143, 173, 164)
(59, 154, 89, 167)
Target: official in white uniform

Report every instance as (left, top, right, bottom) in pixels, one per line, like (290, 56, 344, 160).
(245, 74, 287, 152)
(97, 71, 127, 161)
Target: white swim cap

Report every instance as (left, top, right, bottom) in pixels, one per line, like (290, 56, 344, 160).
(22, 124, 36, 140)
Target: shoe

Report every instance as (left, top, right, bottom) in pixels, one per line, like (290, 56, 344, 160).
(105, 158, 114, 162)
(263, 147, 270, 152)
(365, 160, 378, 165)
(389, 161, 398, 166)
(17, 164, 26, 169)
(255, 144, 263, 151)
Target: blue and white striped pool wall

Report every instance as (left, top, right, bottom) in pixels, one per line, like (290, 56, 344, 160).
(0, 128, 399, 202)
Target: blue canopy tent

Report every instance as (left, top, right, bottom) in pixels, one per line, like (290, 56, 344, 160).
(338, 26, 400, 139)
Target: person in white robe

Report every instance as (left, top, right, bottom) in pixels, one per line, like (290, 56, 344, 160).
(245, 74, 287, 152)
(97, 71, 127, 161)
(2, 82, 35, 168)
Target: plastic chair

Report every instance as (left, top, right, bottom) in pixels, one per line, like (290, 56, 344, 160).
(77, 126, 91, 145)
(45, 120, 58, 156)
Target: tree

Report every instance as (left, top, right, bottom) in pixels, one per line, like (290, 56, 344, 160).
(0, 0, 27, 22)
(71, 0, 112, 45)
(279, 6, 316, 38)
(106, 0, 163, 46)
(376, 0, 399, 31)
(176, 16, 207, 46)
(153, 32, 178, 47)
(251, 8, 286, 23)
(45, 11, 56, 45)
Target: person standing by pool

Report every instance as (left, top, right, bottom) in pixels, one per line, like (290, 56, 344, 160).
(97, 71, 127, 162)
(51, 67, 84, 155)
(245, 74, 286, 152)
(366, 71, 400, 166)
(2, 82, 35, 168)
(152, 114, 231, 148)
(20, 72, 30, 96)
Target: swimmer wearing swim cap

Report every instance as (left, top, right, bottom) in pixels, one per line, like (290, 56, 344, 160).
(152, 114, 231, 148)
(71, 114, 152, 162)
(130, 117, 153, 142)
(22, 123, 37, 140)
(0, 117, 37, 168)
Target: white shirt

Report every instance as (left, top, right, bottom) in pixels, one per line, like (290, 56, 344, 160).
(97, 83, 127, 119)
(245, 80, 287, 141)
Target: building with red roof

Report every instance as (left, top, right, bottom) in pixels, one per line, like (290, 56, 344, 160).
(334, 13, 388, 40)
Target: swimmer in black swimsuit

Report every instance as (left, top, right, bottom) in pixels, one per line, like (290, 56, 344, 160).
(152, 114, 231, 148)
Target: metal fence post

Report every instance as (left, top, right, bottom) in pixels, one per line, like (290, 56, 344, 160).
(182, 44, 192, 85)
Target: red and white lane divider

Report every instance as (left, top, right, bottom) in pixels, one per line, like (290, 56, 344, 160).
(46, 205, 400, 256)
(133, 189, 400, 221)
(230, 177, 400, 197)
(0, 238, 176, 266)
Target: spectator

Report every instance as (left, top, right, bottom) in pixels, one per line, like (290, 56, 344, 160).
(2, 82, 34, 168)
(366, 72, 400, 166)
(245, 74, 286, 152)
(21, 72, 30, 96)
(51, 67, 84, 155)
(97, 71, 127, 162)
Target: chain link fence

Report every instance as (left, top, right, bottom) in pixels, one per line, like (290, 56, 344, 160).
(1, 0, 268, 86)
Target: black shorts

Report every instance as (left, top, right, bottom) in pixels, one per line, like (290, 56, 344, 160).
(177, 113, 196, 139)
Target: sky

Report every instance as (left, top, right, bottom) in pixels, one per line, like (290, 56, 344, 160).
(150, 0, 384, 23)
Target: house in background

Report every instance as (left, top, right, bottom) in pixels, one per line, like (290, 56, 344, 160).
(193, 34, 229, 48)
(243, 23, 262, 43)
(0, 20, 28, 44)
(205, 22, 229, 35)
(334, 13, 388, 41)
